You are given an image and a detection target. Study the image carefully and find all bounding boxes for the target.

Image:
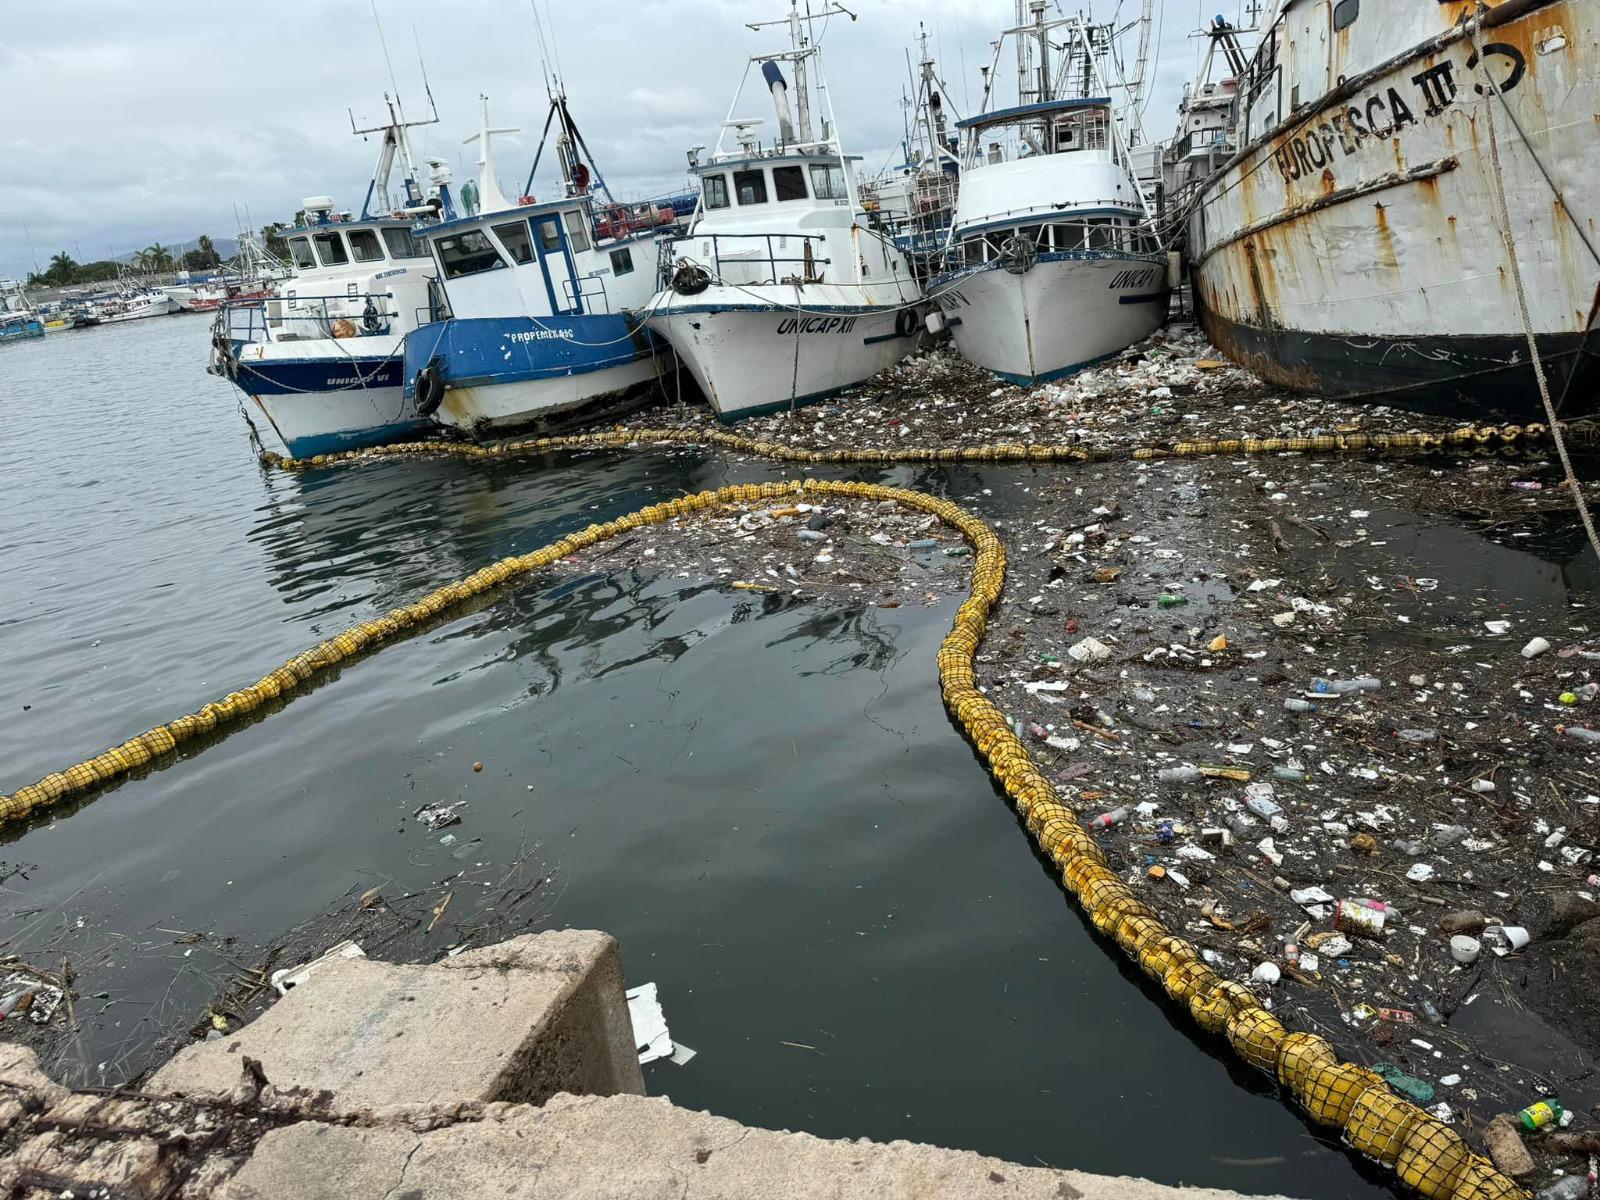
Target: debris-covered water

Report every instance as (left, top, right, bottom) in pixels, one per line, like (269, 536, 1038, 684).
(3, 315, 1597, 1195)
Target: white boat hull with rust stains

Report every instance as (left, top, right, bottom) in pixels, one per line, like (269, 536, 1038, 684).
(1183, 0, 1600, 418)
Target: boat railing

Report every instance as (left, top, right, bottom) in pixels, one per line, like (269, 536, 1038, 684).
(217, 292, 400, 345)
(657, 232, 833, 290)
(937, 213, 1166, 272)
(563, 272, 612, 315)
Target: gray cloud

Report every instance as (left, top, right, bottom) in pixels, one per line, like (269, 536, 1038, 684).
(2, 0, 1221, 279)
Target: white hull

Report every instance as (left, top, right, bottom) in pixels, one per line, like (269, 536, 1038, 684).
(234, 334, 429, 456)
(932, 255, 1168, 383)
(647, 287, 922, 419)
(99, 298, 178, 323)
(1184, 0, 1600, 413)
(435, 355, 663, 433)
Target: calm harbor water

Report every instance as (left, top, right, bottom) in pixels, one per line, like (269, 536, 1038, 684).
(8, 315, 1588, 1196)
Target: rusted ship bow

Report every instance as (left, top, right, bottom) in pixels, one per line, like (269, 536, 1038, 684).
(1181, 0, 1598, 418)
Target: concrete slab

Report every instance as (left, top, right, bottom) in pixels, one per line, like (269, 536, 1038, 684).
(149, 929, 643, 1108)
(224, 1092, 1298, 1200)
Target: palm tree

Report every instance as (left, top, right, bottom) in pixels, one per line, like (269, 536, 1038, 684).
(195, 234, 219, 268)
(46, 252, 79, 285)
(142, 243, 174, 273)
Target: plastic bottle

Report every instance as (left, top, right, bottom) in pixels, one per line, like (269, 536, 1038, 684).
(1088, 806, 1130, 830)
(1432, 824, 1469, 847)
(1519, 1100, 1565, 1131)
(0, 989, 32, 1021)
(907, 538, 938, 551)
(1561, 725, 1600, 744)
(1536, 1177, 1588, 1200)
(1284, 698, 1319, 713)
(1310, 677, 1381, 694)
(1027, 723, 1050, 742)
(1158, 765, 1203, 784)
(1157, 594, 1188, 608)
(1272, 765, 1307, 781)
(1395, 729, 1438, 743)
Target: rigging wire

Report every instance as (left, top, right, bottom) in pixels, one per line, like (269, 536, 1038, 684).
(368, 0, 406, 121)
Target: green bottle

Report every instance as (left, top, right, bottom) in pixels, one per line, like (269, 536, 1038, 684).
(1157, 594, 1188, 609)
(1519, 1100, 1563, 1131)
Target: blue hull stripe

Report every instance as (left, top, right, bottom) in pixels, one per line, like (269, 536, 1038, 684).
(235, 355, 402, 395)
(402, 315, 662, 397)
(1119, 293, 1168, 305)
(990, 348, 1125, 388)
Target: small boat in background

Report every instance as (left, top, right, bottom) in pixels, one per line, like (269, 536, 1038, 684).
(927, 7, 1169, 386)
(646, 2, 925, 420)
(0, 281, 46, 342)
(209, 97, 441, 457)
(92, 288, 179, 324)
(860, 24, 962, 276)
(401, 92, 678, 437)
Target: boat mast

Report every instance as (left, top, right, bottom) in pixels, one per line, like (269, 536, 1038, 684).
(745, 1, 856, 149)
(350, 93, 440, 219)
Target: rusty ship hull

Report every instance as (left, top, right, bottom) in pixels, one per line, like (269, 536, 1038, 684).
(1183, 0, 1598, 418)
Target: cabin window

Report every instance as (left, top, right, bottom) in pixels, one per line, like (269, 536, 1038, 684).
(382, 228, 425, 259)
(311, 232, 349, 267)
(1084, 218, 1116, 250)
(347, 229, 385, 263)
(1333, 0, 1358, 29)
(493, 220, 535, 265)
(563, 210, 591, 253)
(436, 229, 506, 279)
(703, 174, 730, 210)
(733, 169, 768, 205)
(287, 237, 316, 270)
(773, 165, 808, 202)
(534, 217, 563, 255)
(610, 248, 634, 276)
(1049, 224, 1079, 251)
(809, 163, 847, 200)
(1052, 121, 1077, 153)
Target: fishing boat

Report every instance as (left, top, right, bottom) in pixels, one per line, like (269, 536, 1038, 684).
(1177, 0, 1598, 417)
(926, 5, 1169, 387)
(860, 25, 962, 274)
(166, 232, 289, 312)
(209, 98, 441, 457)
(0, 281, 45, 342)
(92, 288, 179, 324)
(401, 94, 678, 437)
(645, 2, 925, 420)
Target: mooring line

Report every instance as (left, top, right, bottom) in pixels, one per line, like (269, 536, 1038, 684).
(3, 463, 1544, 1200)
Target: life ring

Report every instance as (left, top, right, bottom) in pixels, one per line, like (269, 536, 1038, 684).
(414, 358, 445, 418)
(671, 261, 712, 296)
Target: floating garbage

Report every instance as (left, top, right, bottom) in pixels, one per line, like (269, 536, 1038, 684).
(270, 940, 366, 996)
(415, 800, 467, 830)
(626, 981, 695, 1067)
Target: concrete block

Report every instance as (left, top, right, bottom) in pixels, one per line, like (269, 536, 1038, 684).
(150, 929, 643, 1109)
(224, 1092, 1299, 1200)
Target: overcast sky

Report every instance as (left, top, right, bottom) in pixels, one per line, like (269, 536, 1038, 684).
(0, 0, 1231, 280)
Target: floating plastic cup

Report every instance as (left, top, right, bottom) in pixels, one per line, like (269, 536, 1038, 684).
(1522, 637, 1551, 659)
(1487, 925, 1531, 952)
(1449, 935, 1481, 965)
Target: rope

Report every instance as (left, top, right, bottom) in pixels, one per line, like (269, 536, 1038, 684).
(0, 476, 1528, 1200)
(255, 420, 1572, 474)
(1469, 6, 1600, 569)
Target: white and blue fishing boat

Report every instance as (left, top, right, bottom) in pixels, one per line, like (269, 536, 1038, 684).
(644, 2, 925, 421)
(209, 98, 441, 457)
(927, 8, 1168, 387)
(1, 281, 45, 343)
(401, 95, 677, 436)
